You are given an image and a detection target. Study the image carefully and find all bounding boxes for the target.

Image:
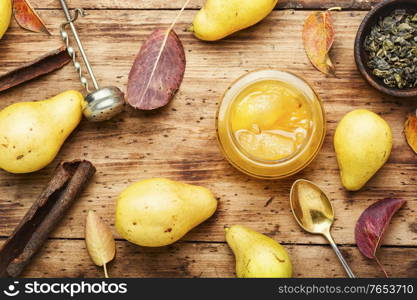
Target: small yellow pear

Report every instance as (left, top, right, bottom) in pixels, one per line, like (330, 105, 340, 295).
(225, 225, 292, 278)
(192, 0, 278, 41)
(334, 109, 392, 191)
(115, 178, 218, 247)
(0, 0, 12, 40)
(0, 90, 84, 173)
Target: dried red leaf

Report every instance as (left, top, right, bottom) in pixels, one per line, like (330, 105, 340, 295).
(303, 8, 338, 76)
(13, 0, 50, 34)
(355, 198, 406, 277)
(127, 29, 186, 110)
(126, 0, 190, 110)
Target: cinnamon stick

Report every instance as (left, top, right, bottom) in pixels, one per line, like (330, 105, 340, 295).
(0, 46, 70, 92)
(0, 160, 96, 278)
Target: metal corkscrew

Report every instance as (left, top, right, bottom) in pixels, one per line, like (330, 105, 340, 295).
(59, 0, 124, 122)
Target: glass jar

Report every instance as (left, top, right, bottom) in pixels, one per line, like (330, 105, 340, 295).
(216, 70, 326, 179)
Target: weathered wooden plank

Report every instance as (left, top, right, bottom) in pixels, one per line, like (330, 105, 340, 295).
(0, 10, 416, 249)
(0, 239, 412, 278)
(32, 0, 381, 10)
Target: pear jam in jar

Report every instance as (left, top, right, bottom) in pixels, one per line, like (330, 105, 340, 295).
(216, 70, 326, 179)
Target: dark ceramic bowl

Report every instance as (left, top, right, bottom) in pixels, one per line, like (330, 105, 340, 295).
(354, 0, 417, 98)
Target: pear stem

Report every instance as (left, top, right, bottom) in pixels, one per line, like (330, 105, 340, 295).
(103, 263, 109, 278)
(328, 7, 342, 12)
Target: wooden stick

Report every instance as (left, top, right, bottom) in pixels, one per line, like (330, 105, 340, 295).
(0, 46, 70, 93)
(0, 160, 96, 278)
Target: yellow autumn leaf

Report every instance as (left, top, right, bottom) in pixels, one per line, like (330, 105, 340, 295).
(404, 114, 417, 154)
(85, 210, 116, 278)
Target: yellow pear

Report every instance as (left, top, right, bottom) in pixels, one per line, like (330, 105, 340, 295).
(0, 90, 84, 173)
(191, 0, 278, 41)
(115, 178, 218, 247)
(334, 109, 392, 191)
(225, 225, 292, 278)
(0, 0, 11, 40)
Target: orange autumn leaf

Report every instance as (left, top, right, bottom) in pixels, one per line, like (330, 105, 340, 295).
(13, 0, 50, 34)
(303, 9, 339, 76)
(404, 114, 417, 154)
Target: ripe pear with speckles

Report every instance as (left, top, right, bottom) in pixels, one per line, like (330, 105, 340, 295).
(334, 109, 392, 191)
(0, 0, 11, 40)
(0, 90, 84, 173)
(192, 0, 278, 41)
(116, 178, 218, 247)
(225, 225, 292, 278)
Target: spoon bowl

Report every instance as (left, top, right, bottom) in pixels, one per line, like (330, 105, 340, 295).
(290, 179, 356, 278)
(290, 179, 334, 235)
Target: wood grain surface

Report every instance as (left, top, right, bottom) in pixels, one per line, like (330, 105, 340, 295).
(32, 0, 381, 10)
(1, 239, 415, 278)
(0, 1, 415, 278)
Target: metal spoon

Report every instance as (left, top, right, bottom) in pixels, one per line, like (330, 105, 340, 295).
(290, 179, 356, 278)
(59, 0, 124, 122)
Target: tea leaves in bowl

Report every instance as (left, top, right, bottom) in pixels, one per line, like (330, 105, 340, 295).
(364, 9, 417, 89)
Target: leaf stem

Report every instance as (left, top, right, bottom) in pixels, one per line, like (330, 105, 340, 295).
(375, 256, 388, 278)
(103, 263, 109, 278)
(168, 0, 192, 34)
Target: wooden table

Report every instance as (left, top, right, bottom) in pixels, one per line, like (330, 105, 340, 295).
(0, 0, 416, 278)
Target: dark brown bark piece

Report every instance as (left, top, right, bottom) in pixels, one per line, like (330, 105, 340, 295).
(127, 29, 186, 110)
(0, 46, 70, 93)
(0, 160, 96, 278)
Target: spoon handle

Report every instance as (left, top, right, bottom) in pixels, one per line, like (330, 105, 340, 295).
(59, 0, 100, 91)
(324, 232, 356, 278)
